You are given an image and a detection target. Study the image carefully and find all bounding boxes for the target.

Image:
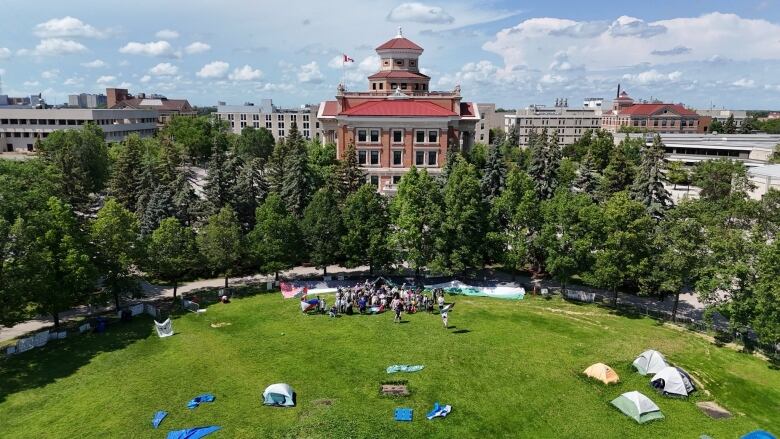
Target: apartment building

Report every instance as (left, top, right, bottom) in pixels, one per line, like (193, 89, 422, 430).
(504, 103, 601, 147)
(0, 108, 157, 152)
(215, 100, 321, 141)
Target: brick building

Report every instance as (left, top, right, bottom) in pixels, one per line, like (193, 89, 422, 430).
(601, 86, 699, 134)
(318, 29, 479, 194)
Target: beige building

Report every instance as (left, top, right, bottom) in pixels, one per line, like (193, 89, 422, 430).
(748, 164, 780, 200)
(475, 103, 505, 144)
(0, 108, 157, 152)
(695, 109, 748, 132)
(216, 100, 322, 141)
(504, 103, 601, 147)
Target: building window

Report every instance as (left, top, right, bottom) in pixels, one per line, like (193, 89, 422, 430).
(370, 150, 380, 165)
(253, 122, 259, 128)
(392, 129, 403, 143)
(253, 114, 259, 121)
(395, 59, 404, 66)
(303, 115, 309, 121)
(379, 83, 384, 90)
(228, 114, 234, 120)
(304, 130, 310, 137)
(415, 130, 425, 143)
(370, 175, 379, 187)
(415, 150, 425, 166)
(358, 150, 368, 165)
(303, 122, 310, 129)
(370, 129, 380, 142)
(372, 83, 377, 90)
(409, 60, 416, 67)
(277, 114, 284, 121)
(357, 129, 367, 142)
(231, 121, 235, 128)
(392, 150, 402, 166)
(392, 175, 402, 184)
(278, 130, 285, 137)
(266, 122, 272, 129)
(241, 121, 247, 127)
(401, 83, 407, 90)
(291, 115, 297, 121)
(391, 83, 397, 89)
(428, 151, 437, 166)
(428, 130, 438, 143)
(266, 115, 271, 121)
(240, 114, 247, 121)
(278, 122, 284, 129)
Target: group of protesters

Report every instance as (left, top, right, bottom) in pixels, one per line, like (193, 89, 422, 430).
(304, 280, 449, 327)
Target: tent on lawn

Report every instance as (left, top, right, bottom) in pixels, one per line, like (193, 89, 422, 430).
(741, 431, 777, 439)
(155, 319, 174, 338)
(611, 391, 664, 424)
(262, 383, 296, 407)
(633, 350, 669, 375)
(583, 363, 620, 384)
(651, 366, 696, 397)
(425, 281, 525, 300)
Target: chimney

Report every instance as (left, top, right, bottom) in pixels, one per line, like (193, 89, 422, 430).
(617, 83, 621, 99)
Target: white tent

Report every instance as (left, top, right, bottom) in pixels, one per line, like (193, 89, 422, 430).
(611, 391, 665, 424)
(262, 383, 296, 407)
(651, 366, 696, 397)
(154, 319, 174, 338)
(633, 350, 669, 375)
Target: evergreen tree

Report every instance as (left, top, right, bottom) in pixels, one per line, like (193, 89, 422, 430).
(301, 188, 344, 274)
(753, 239, 780, 349)
(434, 157, 487, 274)
(136, 158, 160, 219)
(267, 138, 289, 194)
(724, 114, 737, 134)
(589, 129, 615, 171)
(235, 126, 275, 161)
(599, 144, 636, 198)
(631, 134, 673, 219)
(575, 150, 599, 197)
(335, 142, 366, 198)
(439, 142, 461, 184)
(198, 206, 243, 289)
(109, 134, 144, 211)
(140, 185, 175, 236)
(146, 218, 199, 299)
(280, 122, 312, 217)
(170, 170, 198, 226)
(708, 119, 724, 133)
(528, 129, 548, 195)
(528, 129, 559, 200)
(249, 193, 302, 278)
(340, 184, 391, 274)
(203, 148, 240, 214)
(481, 143, 507, 202)
(233, 158, 268, 232)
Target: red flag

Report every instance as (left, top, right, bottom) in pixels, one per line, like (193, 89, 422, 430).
(343, 54, 354, 63)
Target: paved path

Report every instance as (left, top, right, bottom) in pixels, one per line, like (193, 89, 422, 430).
(0, 265, 707, 343)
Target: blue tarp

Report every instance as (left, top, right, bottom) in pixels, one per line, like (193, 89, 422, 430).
(152, 410, 168, 429)
(187, 393, 215, 409)
(742, 431, 777, 439)
(395, 408, 413, 422)
(166, 426, 221, 439)
(426, 401, 452, 420)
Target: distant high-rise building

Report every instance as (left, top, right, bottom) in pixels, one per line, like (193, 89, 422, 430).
(68, 93, 107, 108)
(216, 100, 321, 141)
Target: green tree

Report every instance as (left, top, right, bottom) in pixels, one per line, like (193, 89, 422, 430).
(91, 199, 142, 310)
(599, 144, 636, 199)
(334, 142, 366, 198)
(340, 184, 391, 274)
(281, 122, 312, 217)
(481, 143, 507, 202)
(708, 119, 724, 133)
(146, 218, 199, 298)
(109, 134, 144, 211)
(198, 206, 243, 289)
(590, 129, 615, 171)
(0, 218, 32, 326)
(308, 140, 338, 192)
(301, 188, 344, 275)
(267, 138, 289, 194)
(557, 157, 577, 191)
(161, 115, 214, 162)
(389, 168, 442, 277)
(203, 148, 240, 214)
(631, 134, 672, 219)
(768, 144, 780, 164)
(434, 157, 487, 274)
(249, 193, 302, 278)
(37, 123, 109, 207)
(529, 129, 558, 200)
(140, 186, 175, 236)
(235, 126, 275, 161)
(753, 239, 780, 348)
(723, 114, 737, 134)
(233, 158, 267, 232)
(575, 150, 599, 198)
(692, 159, 755, 201)
(666, 161, 690, 190)
(466, 142, 488, 169)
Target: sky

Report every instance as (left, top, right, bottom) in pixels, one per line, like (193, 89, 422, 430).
(1, 0, 780, 109)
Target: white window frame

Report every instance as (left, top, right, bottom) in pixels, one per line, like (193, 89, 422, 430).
(427, 130, 438, 143)
(414, 129, 426, 144)
(392, 129, 404, 144)
(357, 129, 368, 143)
(391, 149, 403, 166)
(369, 129, 380, 143)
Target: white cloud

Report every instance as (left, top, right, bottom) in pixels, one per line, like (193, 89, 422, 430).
(34, 16, 106, 38)
(155, 29, 180, 39)
(119, 41, 175, 57)
(28, 38, 87, 56)
(387, 3, 454, 24)
(41, 69, 59, 79)
(608, 16, 667, 38)
(23, 80, 40, 87)
(540, 73, 565, 84)
(63, 77, 83, 86)
(0, 47, 10, 59)
(149, 62, 179, 76)
(298, 61, 324, 83)
(140, 75, 151, 83)
(732, 78, 756, 88)
(184, 42, 210, 54)
(228, 65, 263, 81)
(96, 75, 117, 85)
(196, 61, 229, 78)
(81, 59, 106, 68)
(622, 69, 683, 84)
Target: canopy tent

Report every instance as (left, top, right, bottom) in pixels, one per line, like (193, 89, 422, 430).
(281, 281, 338, 299)
(632, 350, 669, 375)
(651, 366, 696, 397)
(611, 391, 664, 424)
(425, 281, 525, 300)
(262, 383, 296, 407)
(583, 363, 620, 384)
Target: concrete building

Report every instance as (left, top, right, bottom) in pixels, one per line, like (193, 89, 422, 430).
(748, 164, 780, 199)
(68, 93, 107, 109)
(318, 29, 479, 194)
(0, 108, 157, 153)
(215, 100, 321, 140)
(583, 97, 605, 111)
(474, 103, 505, 144)
(620, 132, 780, 167)
(601, 87, 699, 134)
(504, 102, 601, 147)
(0, 94, 45, 108)
(695, 109, 748, 132)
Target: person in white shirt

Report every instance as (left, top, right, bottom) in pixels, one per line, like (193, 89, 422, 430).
(441, 310, 448, 328)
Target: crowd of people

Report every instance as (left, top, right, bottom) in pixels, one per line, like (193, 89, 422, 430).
(303, 281, 450, 327)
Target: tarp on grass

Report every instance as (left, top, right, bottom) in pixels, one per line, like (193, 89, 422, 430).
(425, 281, 525, 300)
(166, 426, 221, 439)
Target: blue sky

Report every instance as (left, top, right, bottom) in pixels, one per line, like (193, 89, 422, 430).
(1, 0, 779, 109)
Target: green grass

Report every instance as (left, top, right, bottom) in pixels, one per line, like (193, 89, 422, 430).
(1, 293, 778, 438)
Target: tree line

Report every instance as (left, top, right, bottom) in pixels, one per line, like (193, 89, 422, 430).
(0, 118, 777, 355)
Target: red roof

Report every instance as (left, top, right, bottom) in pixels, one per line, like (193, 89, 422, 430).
(376, 37, 423, 51)
(340, 100, 456, 117)
(460, 102, 476, 117)
(619, 103, 697, 117)
(367, 70, 430, 80)
(321, 100, 338, 117)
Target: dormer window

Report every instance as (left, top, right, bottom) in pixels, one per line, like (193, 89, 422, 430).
(395, 59, 404, 66)
(410, 60, 416, 67)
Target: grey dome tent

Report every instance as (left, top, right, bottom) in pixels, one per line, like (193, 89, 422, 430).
(632, 349, 669, 376)
(651, 366, 696, 397)
(262, 383, 296, 407)
(611, 391, 664, 424)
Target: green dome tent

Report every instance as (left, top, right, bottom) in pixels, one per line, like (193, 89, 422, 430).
(611, 391, 664, 424)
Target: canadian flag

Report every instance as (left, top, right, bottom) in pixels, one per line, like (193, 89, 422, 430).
(343, 54, 354, 63)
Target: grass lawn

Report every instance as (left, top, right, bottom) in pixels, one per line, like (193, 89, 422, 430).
(0, 292, 778, 438)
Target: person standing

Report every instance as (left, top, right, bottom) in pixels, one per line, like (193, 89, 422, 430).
(437, 293, 445, 313)
(441, 309, 449, 329)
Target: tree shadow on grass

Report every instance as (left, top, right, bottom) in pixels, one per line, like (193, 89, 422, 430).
(0, 316, 154, 403)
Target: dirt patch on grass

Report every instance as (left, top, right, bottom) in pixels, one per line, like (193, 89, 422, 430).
(312, 399, 334, 406)
(210, 322, 232, 328)
(697, 401, 732, 419)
